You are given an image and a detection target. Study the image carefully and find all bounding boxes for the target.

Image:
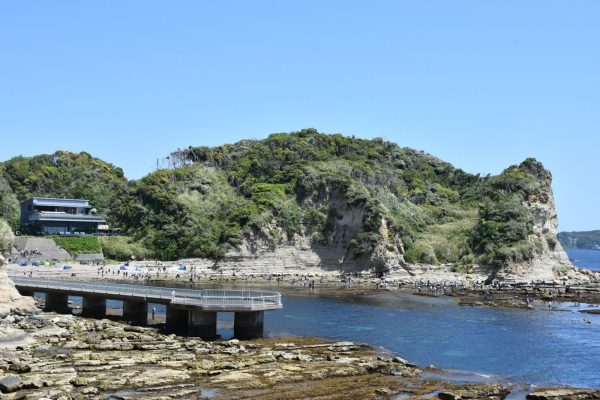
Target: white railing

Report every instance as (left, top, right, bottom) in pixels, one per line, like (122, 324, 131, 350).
(10, 276, 282, 309)
(172, 289, 281, 308)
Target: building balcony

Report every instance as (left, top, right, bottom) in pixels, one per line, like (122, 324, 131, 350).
(28, 212, 106, 224)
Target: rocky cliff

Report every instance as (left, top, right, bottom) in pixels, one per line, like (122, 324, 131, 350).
(0, 220, 35, 315)
(0, 130, 579, 283)
(205, 179, 572, 283)
(492, 180, 572, 283)
(186, 154, 574, 284)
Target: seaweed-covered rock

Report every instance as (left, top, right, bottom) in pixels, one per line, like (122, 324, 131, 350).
(438, 383, 511, 400)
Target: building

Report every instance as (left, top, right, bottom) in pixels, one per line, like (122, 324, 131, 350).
(20, 197, 107, 235)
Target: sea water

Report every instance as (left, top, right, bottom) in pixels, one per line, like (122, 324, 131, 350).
(566, 248, 600, 271)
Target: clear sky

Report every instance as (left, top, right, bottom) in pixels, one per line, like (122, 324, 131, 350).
(0, 1, 598, 231)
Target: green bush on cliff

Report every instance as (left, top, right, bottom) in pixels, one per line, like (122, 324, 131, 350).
(471, 197, 535, 267)
(100, 236, 148, 261)
(51, 236, 102, 256)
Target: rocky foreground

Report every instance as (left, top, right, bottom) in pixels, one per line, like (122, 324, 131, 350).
(0, 306, 599, 400)
(0, 307, 449, 399)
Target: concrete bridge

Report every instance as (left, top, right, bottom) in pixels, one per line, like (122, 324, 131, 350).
(11, 277, 282, 340)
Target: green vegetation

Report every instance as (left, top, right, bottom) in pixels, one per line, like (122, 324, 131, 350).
(558, 230, 600, 250)
(111, 130, 551, 266)
(51, 236, 102, 256)
(405, 208, 478, 265)
(0, 130, 555, 268)
(1, 151, 127, 224)
(99, 236, 147, 261)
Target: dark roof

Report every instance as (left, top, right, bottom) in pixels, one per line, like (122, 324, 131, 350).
(28, 197, 92, 208)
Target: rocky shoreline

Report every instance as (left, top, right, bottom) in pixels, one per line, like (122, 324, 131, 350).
(1, 304, 599, 400)
(9, 260, 600, 311)
(5, 263, 600, 399)
(0, 304, 478, 399)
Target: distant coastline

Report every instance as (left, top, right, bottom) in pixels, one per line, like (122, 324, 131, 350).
(558, 230, 600, 250)
(566, 248, 600, 272)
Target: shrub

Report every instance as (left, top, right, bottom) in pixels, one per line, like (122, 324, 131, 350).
(99, 236, 147, 261)
(404, 241, 438, 264)
(51, 236, 102, 256)
(546, 235, 557, 250)
(471, 198, 533, 252)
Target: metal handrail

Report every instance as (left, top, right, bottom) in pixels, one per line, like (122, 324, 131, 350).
(29, 213, 106, 222)
(9, 276, 282, 308)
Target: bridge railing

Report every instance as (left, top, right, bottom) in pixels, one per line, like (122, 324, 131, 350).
(11, 276, 176, 300)
(10, 277, 282, 308)
(172, 289, 282, 307)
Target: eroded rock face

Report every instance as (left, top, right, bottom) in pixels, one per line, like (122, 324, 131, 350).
(0, 219, 35, 315)
(494, 179, 573, 283)
(161, 163, 582, 285)
(211, 187, 407, 276)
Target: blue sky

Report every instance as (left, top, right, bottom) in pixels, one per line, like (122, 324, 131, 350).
(0, 1, 598, 231)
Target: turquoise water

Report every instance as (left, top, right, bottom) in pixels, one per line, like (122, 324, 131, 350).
(566, 248, 600, 271)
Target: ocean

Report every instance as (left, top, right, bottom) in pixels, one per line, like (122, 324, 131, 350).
(566, 248, 600, 271)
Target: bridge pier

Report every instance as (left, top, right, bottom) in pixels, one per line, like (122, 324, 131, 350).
(166, 305, 189, 335)
(189, 310, 217, 340)
(81, 296, 106, 319)
(44, 292, 70, 314)
(123, 300, 148, 325)
(234, 311, 264, 340)
(11, 278, 282, 338)
(17, 288, 34, 297)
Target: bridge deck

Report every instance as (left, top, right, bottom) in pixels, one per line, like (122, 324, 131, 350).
(10, 277, 282, 312)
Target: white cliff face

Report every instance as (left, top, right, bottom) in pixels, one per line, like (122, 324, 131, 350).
(355, 217, 408, 274)
(208, 189, 407, 276)
(527, 186, 572, 265)
(494, 185, 572, 283)
(0, 221, 35, 315)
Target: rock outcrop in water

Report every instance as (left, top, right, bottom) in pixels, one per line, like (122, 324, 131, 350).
(490, 168, 572, 283)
